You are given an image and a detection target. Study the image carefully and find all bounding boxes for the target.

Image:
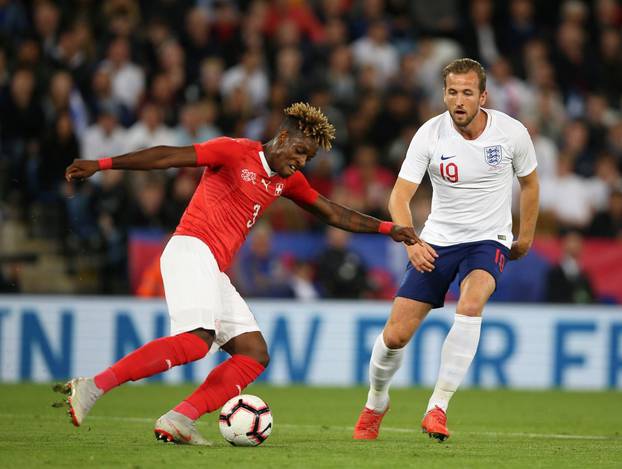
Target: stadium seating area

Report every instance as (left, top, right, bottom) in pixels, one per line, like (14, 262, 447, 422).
(0, 0, 621, 301)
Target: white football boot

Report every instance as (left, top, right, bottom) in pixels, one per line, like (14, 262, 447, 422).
(54, 377, 103, 426)
(154, 410, 212, 446)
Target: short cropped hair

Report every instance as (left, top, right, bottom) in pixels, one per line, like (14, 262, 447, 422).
(283, 102, 336, 151)
(442, 58, 487, 93)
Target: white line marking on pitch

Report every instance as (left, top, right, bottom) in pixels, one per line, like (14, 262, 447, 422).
(2, 413, 616, 441)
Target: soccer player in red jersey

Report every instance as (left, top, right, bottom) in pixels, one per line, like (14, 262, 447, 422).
(57, 103, 420, 445)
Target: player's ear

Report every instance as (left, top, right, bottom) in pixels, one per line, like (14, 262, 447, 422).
(277, 129, 288, 145)
(480, 89, 488, 106)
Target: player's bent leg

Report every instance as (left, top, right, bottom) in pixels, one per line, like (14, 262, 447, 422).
(56, 329, 213, 427)
(423, 269, 496, 441)
(354, 298, 431, 440)
(220, 331, 270, 368)
(383, 297, 432, 349)
(165, 332, 267, 428)
(455, 269, 496, 317)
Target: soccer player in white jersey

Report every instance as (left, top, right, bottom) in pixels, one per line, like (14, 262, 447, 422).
(353, 58, 540, 441)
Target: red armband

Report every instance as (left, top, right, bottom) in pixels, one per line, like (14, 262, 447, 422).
(378, 221, 394, 235)
(98, 157, 113, 170)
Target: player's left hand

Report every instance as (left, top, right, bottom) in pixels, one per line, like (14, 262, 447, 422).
(509, 239, 531, 260)
(389, 225, 422, 246)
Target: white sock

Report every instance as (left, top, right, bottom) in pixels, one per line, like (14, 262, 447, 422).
(426, 314, 482, 413)
(365, 333, 405, 412)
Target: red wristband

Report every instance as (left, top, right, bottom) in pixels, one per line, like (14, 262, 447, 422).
(378, 221, 394, 235)
(98, 157, 113, 170)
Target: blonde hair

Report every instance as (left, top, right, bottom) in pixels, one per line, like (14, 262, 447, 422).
(283, 102, 336, 150)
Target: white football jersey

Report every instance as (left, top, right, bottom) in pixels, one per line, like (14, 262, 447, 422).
(398, 108, 537, 249)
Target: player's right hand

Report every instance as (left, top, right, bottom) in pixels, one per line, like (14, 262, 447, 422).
(65, 159, 99, 181)
(407, 242, 438, 273)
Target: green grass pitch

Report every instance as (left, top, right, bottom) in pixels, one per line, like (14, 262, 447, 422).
(0, 383, 620, 468)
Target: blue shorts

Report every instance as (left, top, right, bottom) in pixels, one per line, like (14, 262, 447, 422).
(396, 240, 509, 309)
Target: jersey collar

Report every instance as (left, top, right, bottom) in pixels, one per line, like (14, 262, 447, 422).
(258, 149, 278, 177)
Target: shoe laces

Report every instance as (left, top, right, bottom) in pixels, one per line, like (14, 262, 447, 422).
(430, 406, 447, 425)
(357, 409, 381, 432)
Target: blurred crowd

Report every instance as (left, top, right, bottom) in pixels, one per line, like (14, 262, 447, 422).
(0, 0, 621, 297)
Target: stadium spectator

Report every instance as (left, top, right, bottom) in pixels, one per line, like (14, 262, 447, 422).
(101, 37, 145, 111)
(540, 154, 594, 231)
(86, 67, 132, 127)
(546, 230, 595, 303)
(80, 108, 127, 172)
(351, 20, 399, 87)
(44, 70, 89, 138)
(38, 112, 79, 197)
(461, 0, 502, 67)
(505, 0, 539, 62)
(597, 27, 622, 108)
(0, 68, 44, 195)
(486, 57, 533, 118)
(288, 259, 319, 301)
(125, 175, 168, 229)
(315, 227, 369, 298)
(235, 223, 293, 298)
(220, 48, 269, 109)
(589, 190, 622, 238)
(182, 7, 220, 84)
(33, 0, 60, 59)
(175, 102, 221, 146)
(341, 145, 395, 218)
(124, 103, 175, 152)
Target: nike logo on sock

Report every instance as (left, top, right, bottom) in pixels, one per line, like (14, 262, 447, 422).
(440, 155, 457, 160)
(235, 385, 242, 394)
(165, 359, 172, 370)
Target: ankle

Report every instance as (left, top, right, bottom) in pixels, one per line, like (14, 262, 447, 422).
(173, 401, 200, 421)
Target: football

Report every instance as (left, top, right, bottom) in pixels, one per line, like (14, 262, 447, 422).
(218, 394, 273, 446)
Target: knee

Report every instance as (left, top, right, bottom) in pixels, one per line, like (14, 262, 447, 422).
(383, 329, 410, 349)
(245, 348, 270, 368)
(257, 350, 270, 368)
(456, 301, 483, 317)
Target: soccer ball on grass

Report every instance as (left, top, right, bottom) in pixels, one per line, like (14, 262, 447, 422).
(218, 394, 273, 446)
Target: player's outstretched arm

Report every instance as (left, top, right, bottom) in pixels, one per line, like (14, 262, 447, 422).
(301, 194, 420, 245)
(65, 146, 197, 181)
(510, 169, 540, 260)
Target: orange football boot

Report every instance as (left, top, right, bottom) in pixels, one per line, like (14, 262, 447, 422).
(421, 406, 450, 442)
(353, 406, 389, 440)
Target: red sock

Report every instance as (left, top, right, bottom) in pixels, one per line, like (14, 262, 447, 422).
(94, 333, 209, 393)
(174, 354, 265, 420)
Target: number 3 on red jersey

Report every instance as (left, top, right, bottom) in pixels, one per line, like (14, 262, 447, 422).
(247, 203, 261, 228)
(440, 162, 459, 183)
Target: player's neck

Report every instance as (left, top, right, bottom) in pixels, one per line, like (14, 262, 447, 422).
(453, 108, 487, 140)
(262, 142, 277, 173)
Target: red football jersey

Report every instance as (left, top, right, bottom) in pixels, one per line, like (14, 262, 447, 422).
(174, 137, 319, 271)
